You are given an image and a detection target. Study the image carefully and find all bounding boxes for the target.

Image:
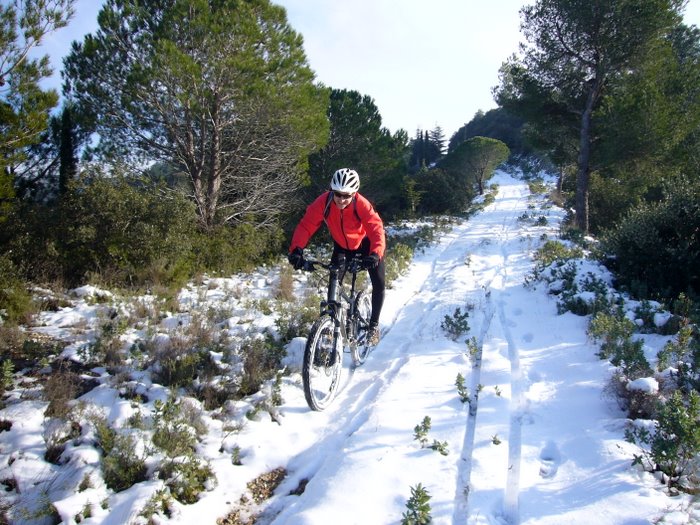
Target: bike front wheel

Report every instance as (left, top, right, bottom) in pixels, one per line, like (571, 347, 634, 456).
(302, 314, 342, 411)
(351, 291, 372, 366)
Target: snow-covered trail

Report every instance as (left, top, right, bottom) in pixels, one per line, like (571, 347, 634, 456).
(245, 171, 669, 525)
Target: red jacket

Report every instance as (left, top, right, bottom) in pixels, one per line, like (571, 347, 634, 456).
(290, 191, 385, 258)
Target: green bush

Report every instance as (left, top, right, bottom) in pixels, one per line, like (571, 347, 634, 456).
(152, 398, 199, 457)
(656, 324, 700, 392)
(190, 222, 283, 276)
(1, 168, 286, 289)
(627, 390, 700, 490)
(385, 242, 414, 287)
(274, 294, 320, 343)
(601, 178, 700, 299)
(588, 310, 651, 379)
(159, 456, 214, 504)
(56, 172, 197, 287)
(441, 307, 470, 341)
(533, 240, 584, 273)
(102, 433, 148, 492)
(0, 254, 34, 324)
(238, 335, 286, 397)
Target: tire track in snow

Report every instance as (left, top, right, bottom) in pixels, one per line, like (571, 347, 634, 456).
(267, 219, 479, 524)
(453, 181, 531, 525)
(499, 297, 523, 525)
(452, 289, 495, 523)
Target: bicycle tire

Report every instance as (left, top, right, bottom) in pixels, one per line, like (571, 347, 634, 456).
(352, 291, 372, 366)
(302, 314, 342, 411)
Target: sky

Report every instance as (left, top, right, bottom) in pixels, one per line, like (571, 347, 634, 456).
(34, 0, 700, 142)
(2, 170, 697, 524)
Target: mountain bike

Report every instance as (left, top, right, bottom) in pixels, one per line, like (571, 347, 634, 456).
(300, 254, 373, 411)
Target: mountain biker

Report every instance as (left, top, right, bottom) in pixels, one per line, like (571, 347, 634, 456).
(288, 168, 386, 346)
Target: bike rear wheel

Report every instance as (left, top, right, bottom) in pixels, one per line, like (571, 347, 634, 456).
(351, 291, 372, 366)
(302, 314, 342, 411)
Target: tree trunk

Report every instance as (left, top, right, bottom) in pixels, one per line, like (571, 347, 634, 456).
(205, 99, 222, 229)
(575, 80, 602, 234)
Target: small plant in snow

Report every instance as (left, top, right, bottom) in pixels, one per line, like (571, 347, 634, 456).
(231, 444, 243, 466)
(271, 371, 284, 406)
(138, 488, 173, 522)
(429, 440, 449, 456)
(401, 483, 432, 525)
(455, 373, 470, 404)
(492, 434, 502, 445)
(441, 306, 470, 341)
(413, 416, 431, 448)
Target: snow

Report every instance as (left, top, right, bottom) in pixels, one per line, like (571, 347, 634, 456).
(1, 170, 698, 524)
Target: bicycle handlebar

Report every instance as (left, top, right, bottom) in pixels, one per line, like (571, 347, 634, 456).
(301, 254, 366, 273)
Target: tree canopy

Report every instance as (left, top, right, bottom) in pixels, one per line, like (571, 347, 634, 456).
(0, 0, 75, 213)
(495, 0, 685, 233)
(63, 0, 329, 229)
(306, 88, 408, 215)
(443, 136, 510, 195)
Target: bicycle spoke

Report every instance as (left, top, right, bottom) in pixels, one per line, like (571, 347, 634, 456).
(303, 315, 342, 411)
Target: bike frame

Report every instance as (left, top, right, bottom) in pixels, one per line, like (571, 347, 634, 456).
(318, 257, 362, 346)
(301, 255, 371, 411)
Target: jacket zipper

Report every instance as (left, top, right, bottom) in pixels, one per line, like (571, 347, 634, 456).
(340, 206, 350, 249)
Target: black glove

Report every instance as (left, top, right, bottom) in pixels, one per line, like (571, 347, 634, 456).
(363, 252, 380, 270)
(288, 247, 304, 270)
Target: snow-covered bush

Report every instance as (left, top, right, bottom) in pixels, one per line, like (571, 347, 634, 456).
(627, 390, 700, 491)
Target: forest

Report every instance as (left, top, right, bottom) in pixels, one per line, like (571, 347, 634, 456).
(1, 0, 698, 307)
(2, 1, 700, 521)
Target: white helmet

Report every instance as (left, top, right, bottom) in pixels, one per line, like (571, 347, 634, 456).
(330, 168, 360, 193)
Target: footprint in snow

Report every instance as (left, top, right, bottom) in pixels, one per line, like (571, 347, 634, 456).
(539, 440, 561, 479)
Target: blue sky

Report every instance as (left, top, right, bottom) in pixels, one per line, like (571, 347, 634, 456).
(37, 0, 700, 141)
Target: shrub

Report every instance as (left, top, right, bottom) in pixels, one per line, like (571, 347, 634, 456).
(627, 390, 700, 490)
(441, 306, 470, 341)
(157, 349, 206, 388)
(238, 335, 286, 397)
(101, 433, 148, 492)
(56, 171, 198, 288)
(588, 310, 651, 379)
(274, 293, 320, 343)
(385, 241, 414, 287)
(532, 240, 584, 274)
(0, 254, 34, 324)
(455, 373, 470, 404)
(43, 365, 82, 418)
(190, 222, 283, 276)
(557, 270, 613, 317)
(139, 489, 173, 522)
(159, 456, 214, 504)
(601, 178, 700, 299)
(656, 324, 700, 392)
(152, 397, 201, 458)
(402, 483, 432, 525)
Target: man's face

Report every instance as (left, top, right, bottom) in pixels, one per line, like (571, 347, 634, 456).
(333, 191, 354, 210)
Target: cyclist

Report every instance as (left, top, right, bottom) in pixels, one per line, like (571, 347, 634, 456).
(288, 168, 386, 346)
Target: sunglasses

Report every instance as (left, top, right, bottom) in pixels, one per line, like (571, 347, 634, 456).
(333, 191, 354, 200)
